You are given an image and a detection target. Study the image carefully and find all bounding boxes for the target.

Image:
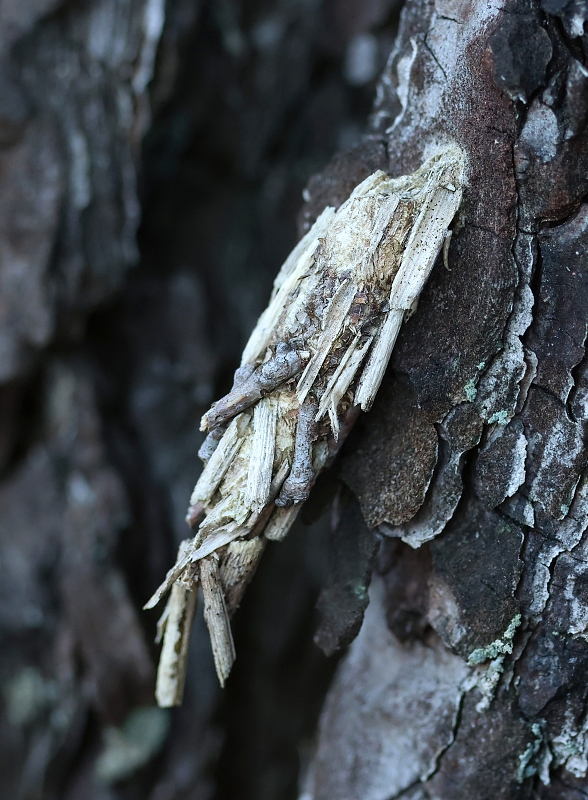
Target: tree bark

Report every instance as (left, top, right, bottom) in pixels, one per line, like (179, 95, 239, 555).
(303, 3, 588, 798)
(1, 0, 587, 799)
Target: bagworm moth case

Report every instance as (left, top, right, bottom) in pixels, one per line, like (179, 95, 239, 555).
(145, 144, 466, 706)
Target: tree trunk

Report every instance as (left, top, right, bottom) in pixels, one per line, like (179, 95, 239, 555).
(1, 0, 587, 798)
(303, 3, 588, 798)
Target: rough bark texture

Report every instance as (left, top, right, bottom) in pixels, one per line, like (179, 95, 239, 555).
(303, 1, 588, 798)
(1, 0, 587, 798)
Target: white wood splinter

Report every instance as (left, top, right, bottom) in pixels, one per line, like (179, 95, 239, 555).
(146, 144, 466, 704)
(154, 541, 199, 707)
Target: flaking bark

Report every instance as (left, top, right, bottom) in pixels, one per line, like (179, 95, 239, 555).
(2, 0, 587, 796)
(302, 1, 588, 798)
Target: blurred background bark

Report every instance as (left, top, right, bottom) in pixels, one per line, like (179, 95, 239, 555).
(1, 0, 588, 799)
(0, 0, 398, 797)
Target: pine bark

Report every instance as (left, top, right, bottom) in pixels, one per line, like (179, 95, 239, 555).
(1, 0, 587, 799)
(304, 3, 588, 798)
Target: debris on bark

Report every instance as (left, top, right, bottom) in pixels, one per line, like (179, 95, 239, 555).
(147, 146, 466, 692)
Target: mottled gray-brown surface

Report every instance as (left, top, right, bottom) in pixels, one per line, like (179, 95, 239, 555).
(1, 0, 588, 798)
(306, 1, 588, 798)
